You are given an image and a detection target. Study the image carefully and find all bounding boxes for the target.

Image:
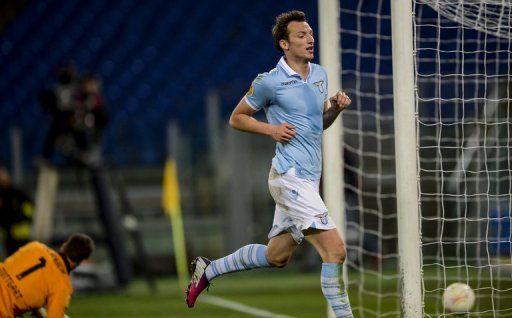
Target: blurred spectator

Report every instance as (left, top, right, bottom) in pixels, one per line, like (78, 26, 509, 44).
(73, 73, 109, 159)
(0, 166, 33, 257)
(39, 66, 108, 166)
(39, 64, 79, 162)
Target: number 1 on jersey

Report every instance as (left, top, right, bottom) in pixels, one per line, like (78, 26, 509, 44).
(16, 257, 46, 280)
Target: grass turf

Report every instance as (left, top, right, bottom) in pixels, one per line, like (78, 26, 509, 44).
(65, 267, 512, 317)
(68, 269, 327, 318)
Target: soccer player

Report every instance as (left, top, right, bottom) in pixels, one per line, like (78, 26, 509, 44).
(186, 10, 353, 317)
(0, 233, 94, 318)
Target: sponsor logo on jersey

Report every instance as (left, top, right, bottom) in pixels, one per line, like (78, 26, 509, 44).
(0, 267, 23, 299)
(281, 80, 299, 86)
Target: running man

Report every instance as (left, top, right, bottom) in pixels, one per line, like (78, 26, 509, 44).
(0, 233, 94, 318)
(186, 10, 353, 317)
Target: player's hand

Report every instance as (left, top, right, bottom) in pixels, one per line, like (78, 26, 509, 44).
(269, 123, 295, 143)
(329, 91, 351, 111)
(30, 308, 45, 318)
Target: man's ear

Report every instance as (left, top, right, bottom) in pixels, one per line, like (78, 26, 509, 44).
(279, 39, 289, 51)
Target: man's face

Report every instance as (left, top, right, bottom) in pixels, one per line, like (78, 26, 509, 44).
(84, 79, 99, 94)
(282, 21, 315, 61)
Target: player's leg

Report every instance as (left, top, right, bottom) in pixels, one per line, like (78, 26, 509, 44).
(305, 228, 354, 318)
(265, 231, 298, 267)
(186, 232, 298, 308)
(206, 231, 297, 280)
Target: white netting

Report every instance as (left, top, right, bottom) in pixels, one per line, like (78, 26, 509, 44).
(414, 0, 512, 316)
(418, 0, 512, 40)
(338, 0, 512, 317)
(340, 1, 399, 316)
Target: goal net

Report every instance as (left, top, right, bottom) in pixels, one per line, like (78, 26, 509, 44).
(337, 0, 512, 316)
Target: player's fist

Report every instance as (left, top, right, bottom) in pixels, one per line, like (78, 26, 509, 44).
(329, 91, 351, 111)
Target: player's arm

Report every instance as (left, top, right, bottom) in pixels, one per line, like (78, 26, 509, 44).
(323, 91, 351, 130)
(229, 98, 295, 143)
(45, 291, 70, 318)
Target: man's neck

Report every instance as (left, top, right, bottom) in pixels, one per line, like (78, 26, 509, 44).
(58, 252, 72, 274)
(284, 56, 310, 80)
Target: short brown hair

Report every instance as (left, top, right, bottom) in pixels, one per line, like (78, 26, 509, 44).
(272, 10, 307, 53)
(61, 233, 95, 263)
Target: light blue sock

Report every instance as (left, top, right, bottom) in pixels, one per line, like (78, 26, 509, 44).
(321, 263, 353, 318)
(205, 244, 271, 281)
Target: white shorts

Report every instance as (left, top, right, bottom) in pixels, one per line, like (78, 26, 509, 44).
(267, 166, 336, 244)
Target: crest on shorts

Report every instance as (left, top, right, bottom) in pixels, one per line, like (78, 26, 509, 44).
(290, 189, 299, 201)
(313, 81, 325, 93)
(315, 212, 329, 225)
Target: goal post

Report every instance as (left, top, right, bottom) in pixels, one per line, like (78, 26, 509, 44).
(319, 0, 424, 315)
(390, 0, 423, 316)
(319, 0, 344, 258)
(318, 1, 345, 317)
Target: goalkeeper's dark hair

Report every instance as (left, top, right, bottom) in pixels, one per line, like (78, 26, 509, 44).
(61, 233, 95, 263)
(272, 10, 307, 53)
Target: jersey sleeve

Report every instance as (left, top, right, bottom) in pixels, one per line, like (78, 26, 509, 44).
(244, 73, 273, 111)
(45, 289, 71, 318)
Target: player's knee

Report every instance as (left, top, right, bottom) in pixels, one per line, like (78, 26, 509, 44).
(326, 242, 347, 264)
(266, 253, 291, 268)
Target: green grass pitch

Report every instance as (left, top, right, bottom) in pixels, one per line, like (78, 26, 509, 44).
(68, 270, 328, 318)
(64, 267, 512, 317)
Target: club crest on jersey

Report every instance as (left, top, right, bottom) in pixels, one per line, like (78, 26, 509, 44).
(313, 81, 325, 93)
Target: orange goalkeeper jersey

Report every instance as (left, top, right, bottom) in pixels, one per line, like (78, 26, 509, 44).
(0, 241, 72, 318)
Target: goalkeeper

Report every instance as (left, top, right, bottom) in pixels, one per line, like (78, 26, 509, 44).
(0, 233, 94, 318)
(187, 10, 353, 317)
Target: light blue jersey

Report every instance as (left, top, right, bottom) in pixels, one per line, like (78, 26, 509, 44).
(245, 57, 328, 180)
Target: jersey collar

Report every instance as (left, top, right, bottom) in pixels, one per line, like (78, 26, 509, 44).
(278, 56, 312, 81)
(59, 252, 72, 274)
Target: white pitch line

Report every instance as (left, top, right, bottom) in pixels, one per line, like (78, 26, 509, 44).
(200, 295, 296, 318)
